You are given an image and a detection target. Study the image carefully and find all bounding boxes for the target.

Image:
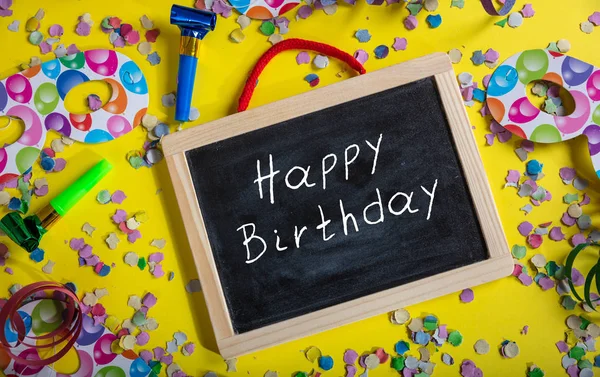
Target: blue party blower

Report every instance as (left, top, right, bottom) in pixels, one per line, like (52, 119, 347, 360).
(170, 5, 217, 122)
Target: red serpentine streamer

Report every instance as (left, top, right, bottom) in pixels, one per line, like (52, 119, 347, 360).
(238, 38, 367, 112)
(0, 281, 83, 367)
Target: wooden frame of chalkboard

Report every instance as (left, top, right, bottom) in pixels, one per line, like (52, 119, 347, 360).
(162, 52, 512, 359)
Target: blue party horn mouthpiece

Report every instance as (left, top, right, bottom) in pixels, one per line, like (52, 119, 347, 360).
(170, 4, 217, 122)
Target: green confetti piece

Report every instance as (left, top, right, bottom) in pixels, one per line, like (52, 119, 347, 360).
(101, 17, 112, 29)
(577, 214, 592, 230)
(547, 42, 560, 53)
(423, 315, 438, 331)
(137, 256, 147, 270)
(9, 284, 21, 295)
(580, 315, 591, 329)
(544, 99, 558, 114)
(527, 367, 545, 377)
(391, 356, 405, 371)
(260, 21, 275, 36)
(555, 265, 566, 280)
(406, 3, 422, 15)
(294, 373, 308, 377)
(451, 0, 464, 8)
(578, 359, 593, 369)
(531, 187, 547, 201)
(129, 156, 145, 169)
(564, 193, 579, 204)
(448, 331, 463, 346)
(545, 261, 558, 276)
(132, 310, 147, 326)
(97, 189, 112, 204)
(495, 18, 508, 27)
(512, 245, 526, 259)
(149, 361, 162, 375)
(414, 373, 429, 377)
(561, 295, 577, 310)
(569, 346, 585, 360)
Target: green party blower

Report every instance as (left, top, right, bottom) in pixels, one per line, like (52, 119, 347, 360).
(0, 159, 112, 252)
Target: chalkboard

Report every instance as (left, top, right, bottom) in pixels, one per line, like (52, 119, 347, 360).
(163, 53, 511, 358)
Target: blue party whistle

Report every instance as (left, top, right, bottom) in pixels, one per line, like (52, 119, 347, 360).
(170, 5, 217, 122)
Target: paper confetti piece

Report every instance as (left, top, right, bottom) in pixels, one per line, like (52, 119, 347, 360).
(404, 15, 418, 30)
(581, 21, 594, 34)
(518, 221, 533, 236)
(374, 45, 389, 59)
(260, 21, 275, 35)
(97, 190, 112, 204)
(225, 358, 238, 372)
(557, 39, 571, 53)
(426, 14, 442, 28)
(391, 308, 410, 324)
(297, 5, 313, 19)
(521, 4, 535, 17)
(268, 34, 283, 45)
(474, 339, 490, 354)
(449, 49, 462, 64)
(42, 260, 55, 274)
(147, 52, 161, 65)
(304, 74, 320, 87)
(355, 29, 371, 42)
(512, 245, 526, 259)
(459, 288, 474, 303)
(448, 331, 463, 346)
(185, 279, 202, 293)
(442, 353, 454, 365)
(501, 341, 519, 358)
(236, 14, 250, 29)
(508, 12, 523, 27)
(392, 37, 407, 51)
(353, 49, 368, 64)
(296, 51, 310, 64)
(305, 346, 321, 362)
(106, 233, 121, 250)
(313, 55, 329, 69)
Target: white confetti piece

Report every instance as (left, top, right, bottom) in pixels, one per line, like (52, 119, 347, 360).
(82, 222, 96, 236)
(225, 358, 238, 372)
(237, 15, 251, 29)
(42, 260, 55, 274)
(106, 233, 120, 250)
(313, 55, 329, 69)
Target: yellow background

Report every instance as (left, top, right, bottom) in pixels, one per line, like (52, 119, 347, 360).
(1, 0, 600, 376)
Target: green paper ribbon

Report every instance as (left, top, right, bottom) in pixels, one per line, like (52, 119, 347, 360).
(0, 212, 47, 253)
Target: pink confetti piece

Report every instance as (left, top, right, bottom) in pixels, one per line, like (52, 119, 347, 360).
(560, 167, 576, 182)
(562, 212, 577, 227)
(152, 263, 165, 278)
(39, 41, 52, 54)
(4, 267, 13, 275)
(75, 21, 91, 36)
(571, 268, 585, 286)
(459, 288, 474, 303)
(128, 229, 142, 243)
(527, 234, 542, 248)
(79, 244, 93, 258)
(589, 11, 600, 26)
(112, 209, 128, 224)
(85, 255, 101, 266)
(70, 238, 85, 251)
(87, 95, 102, 111)
(543, 190, 552, 202)
(571, 233, 588, 247)
(392, 37, 407, 51)
(343, 349, 358, 364)
(521, 140, 534, 152)
(53, 158, 67, 172)
(49, 24, 64, 37)
(490, 120, 505, 134)
(404, 15, 418, 30)
(497, 130, 512, 143)
(159, 355, 173, 365)
(212, 0, 233, 17)
(513, 264, 524, 277)
(153, 347, 165, 360)
(297, 5, 313, 19)
(566, 364, 579, 377)
(0, 8, 12, 16)
(538, 276, 555, 290)
(484, 48, 499, 63)
(549, 227, 565, 241)
(0, 0, 12, 10)
(120, 23, 133, 36)
(520, 4, 535, 17)
(506, 170, 520, 183)
(66, 44, 80, 55)
(113, 36, 126, 48)
(148, 252, 164, 263)
(94, 262, 105, 274)
(518, 273, 533, 286)
(480, 103, 490, 117)
(125, 30, 140, 44)
(345, 365, 357, 377)
(34, 185, 49, 197)
(353, 49, 368, 65)
(523, 179, 538, 191)
(172, 372, 187, 377)
(521, 325, 528, 335)
(518, 221, 533, 236)
(296, 51, 310, 64)
(93, 314, 107, 326)
(183, 342, 195, 355)
(556, 341, 569, 353)
(580, 193, 591, 206)
(482, 74, 491, 88)
(484, 134, 495, 145)
(111, 190, 127, 204)
(119, 221, 135, 234)
(145, 29, 160, 42)
(142, 292, 157, 307)
(140, 350, 153, 362)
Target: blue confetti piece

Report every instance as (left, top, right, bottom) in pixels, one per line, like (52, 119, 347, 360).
(473, 88, 486, 102)
(30, 248, 45, 263)
(304, 74, 320, 87)
(65, 282, 77, 293)
(98, 264, 111, 277)
(471, 50, 485, 66)
(414, 330, 431, 345)
(147, 52, 161, 66)
(154, 123, 170, 138)
(40, 157, 56, 172)
(321, 0, 337, 5)
(595, 355, 600, 367)
(8, 197, 21, 211)
(355, 29, 371, 43)
(526, 160, 543, 175)
(426, 14, 442, 28)
(168, 271, 175, 281)
(395, 340, 410, 354)
(374, 45, 389, 59)
(318, 355, 334, 370)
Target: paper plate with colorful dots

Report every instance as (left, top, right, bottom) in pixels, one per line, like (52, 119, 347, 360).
(487, 49, 600, 177)
(229, 0, 299, 20)
(0, 49, 149, 184)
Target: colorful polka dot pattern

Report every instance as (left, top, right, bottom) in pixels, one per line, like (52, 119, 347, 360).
(0, 49, 149, 184)
(229, 0, 299, 20)
(487, 49, 600, 177)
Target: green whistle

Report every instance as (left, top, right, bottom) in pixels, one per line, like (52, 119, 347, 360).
(0, 159, 112, 252)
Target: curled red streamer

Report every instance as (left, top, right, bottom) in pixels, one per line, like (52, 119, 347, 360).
(238, 38, 367, 112)
(0, 281, 83, 367)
